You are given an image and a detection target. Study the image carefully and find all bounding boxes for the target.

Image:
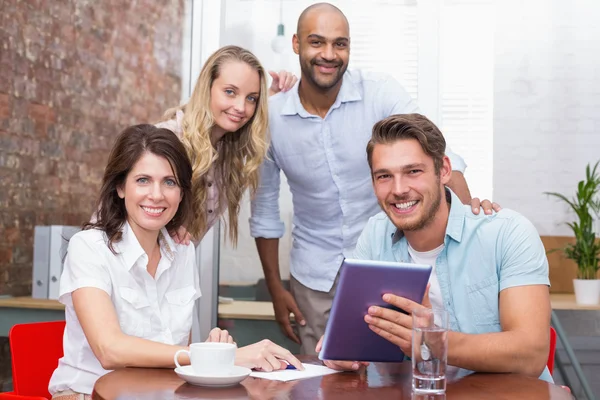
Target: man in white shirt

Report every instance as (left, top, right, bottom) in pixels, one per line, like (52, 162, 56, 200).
(250, 2, 494, 354)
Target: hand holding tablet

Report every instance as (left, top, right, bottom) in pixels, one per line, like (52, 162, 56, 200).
(318, 259, 432, 363)
(364, 284, 432, 356)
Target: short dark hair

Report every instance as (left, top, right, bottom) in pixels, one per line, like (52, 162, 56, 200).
(366, 114, 446, 174)
(85, 124, 193, 252)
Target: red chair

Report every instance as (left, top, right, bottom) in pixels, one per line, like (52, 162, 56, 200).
(548, 326, 557, 374)
(0, 321, 66, 400)
(547, 326, 571, 393)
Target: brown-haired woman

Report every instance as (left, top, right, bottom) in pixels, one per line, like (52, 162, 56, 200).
(48, 124, 302, 399)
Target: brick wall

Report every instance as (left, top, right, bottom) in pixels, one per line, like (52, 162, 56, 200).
(0, 0, 184, 388)
(0, 0, 184, 297)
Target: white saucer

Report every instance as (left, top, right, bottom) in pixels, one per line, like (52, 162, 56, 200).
(175, 365, 251, 387)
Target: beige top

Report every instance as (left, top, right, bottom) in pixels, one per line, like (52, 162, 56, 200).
(155, 110, 221, 239)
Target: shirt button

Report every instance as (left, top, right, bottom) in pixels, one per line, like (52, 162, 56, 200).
(208, 209, 213, 214)
(207, 182, 212, 187)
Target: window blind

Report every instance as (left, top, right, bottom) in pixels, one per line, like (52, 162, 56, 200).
(439, 0, 495, 199)
(328, 0, 419, 99)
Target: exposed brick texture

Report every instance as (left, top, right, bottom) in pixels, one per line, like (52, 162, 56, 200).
(0, 0, 184, 296)
(0, 0, 184, 387)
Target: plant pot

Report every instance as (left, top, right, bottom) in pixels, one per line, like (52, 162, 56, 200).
(573, 279, 600, 305)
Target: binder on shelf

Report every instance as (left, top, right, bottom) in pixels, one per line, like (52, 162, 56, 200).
(32, 225, 81, 299)
(32, 226, 51, 299)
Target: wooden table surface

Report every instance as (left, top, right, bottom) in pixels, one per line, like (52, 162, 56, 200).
(91, 356, 571, 400)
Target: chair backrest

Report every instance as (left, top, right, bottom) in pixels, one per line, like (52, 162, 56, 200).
(547, 326, 557, 374)
(9, 321, 66, 398)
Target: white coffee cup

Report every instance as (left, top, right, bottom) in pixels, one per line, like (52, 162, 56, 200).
(174, 342, 236, 376)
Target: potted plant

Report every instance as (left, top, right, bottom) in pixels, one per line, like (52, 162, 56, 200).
(545, 161, 600, 305)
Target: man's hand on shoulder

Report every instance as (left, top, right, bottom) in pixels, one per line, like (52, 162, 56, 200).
(470, 198, 502, 215)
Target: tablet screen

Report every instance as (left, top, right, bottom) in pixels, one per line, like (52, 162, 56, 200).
(319, 258, 431, 362)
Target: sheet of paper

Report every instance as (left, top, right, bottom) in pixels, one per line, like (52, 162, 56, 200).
(249, 363, 341, 382)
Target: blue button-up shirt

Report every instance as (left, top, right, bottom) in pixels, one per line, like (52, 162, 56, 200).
(353, 188, 553, 382)
(250, 70, 466, 292)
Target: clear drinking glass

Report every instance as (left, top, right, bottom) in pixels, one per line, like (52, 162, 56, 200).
(412, 308, 449, 394)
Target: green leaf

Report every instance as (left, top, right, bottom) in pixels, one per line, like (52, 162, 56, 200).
(545, 160, 600, 278)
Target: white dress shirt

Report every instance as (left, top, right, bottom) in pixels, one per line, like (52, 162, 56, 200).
(250, 69, 467, 292)
(48, 222, 200, 395)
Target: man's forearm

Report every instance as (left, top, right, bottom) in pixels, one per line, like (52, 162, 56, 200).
(447, 171, 471, 204)
(448, 330, 548, 377)
(255, 237, 284, 293)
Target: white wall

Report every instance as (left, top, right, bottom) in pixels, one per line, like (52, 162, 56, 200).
(493, 0, 600, 236)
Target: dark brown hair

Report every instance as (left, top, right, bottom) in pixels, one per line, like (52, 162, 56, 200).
(366, 113, 446, 174)
(85, 124, 193, 252)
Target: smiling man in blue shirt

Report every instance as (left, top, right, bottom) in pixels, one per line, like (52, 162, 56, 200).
(318, 113, 552, 382)
(249, 3, 500, 355)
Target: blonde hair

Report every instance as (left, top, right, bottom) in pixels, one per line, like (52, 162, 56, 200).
(163, 45, 269, 244)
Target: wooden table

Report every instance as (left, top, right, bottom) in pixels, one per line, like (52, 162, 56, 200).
(0, 295, 590, 398)
(91, 356, 571, 400)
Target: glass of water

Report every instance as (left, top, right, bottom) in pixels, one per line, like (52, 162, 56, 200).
(412, 308, 449, 394)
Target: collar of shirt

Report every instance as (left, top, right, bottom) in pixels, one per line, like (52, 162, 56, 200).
(114, 221, 177, 271)
(391, 188, 465, 245)
(280, 71, 363, 118)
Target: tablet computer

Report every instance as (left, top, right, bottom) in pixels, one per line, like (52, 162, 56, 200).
(319, 258, 432, 363)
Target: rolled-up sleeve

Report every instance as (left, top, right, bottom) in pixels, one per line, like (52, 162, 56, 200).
(59, 233, 112, 306)
(384, 76, 420, 116)
(249, 147, 285, 238)
(186, 243, 202, 301)
(499, 214, 550, 291)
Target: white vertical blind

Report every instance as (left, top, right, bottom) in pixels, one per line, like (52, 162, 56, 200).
(439, 0, 495, 199)
(336, 0, 419, 99)
(335, 0, 495, 199)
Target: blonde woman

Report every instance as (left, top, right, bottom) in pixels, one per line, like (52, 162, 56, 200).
(157, 45, 296, 244)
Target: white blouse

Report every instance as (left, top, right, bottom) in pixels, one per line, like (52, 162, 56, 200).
(48, 222, 201, 395)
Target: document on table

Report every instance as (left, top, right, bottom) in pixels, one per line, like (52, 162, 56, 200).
(249, 363, 341, 382)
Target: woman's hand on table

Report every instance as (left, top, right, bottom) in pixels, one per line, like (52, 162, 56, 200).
(205, 327, 235, 344)
(315, 335, 370, 371)
(235, 339, 304, 372)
